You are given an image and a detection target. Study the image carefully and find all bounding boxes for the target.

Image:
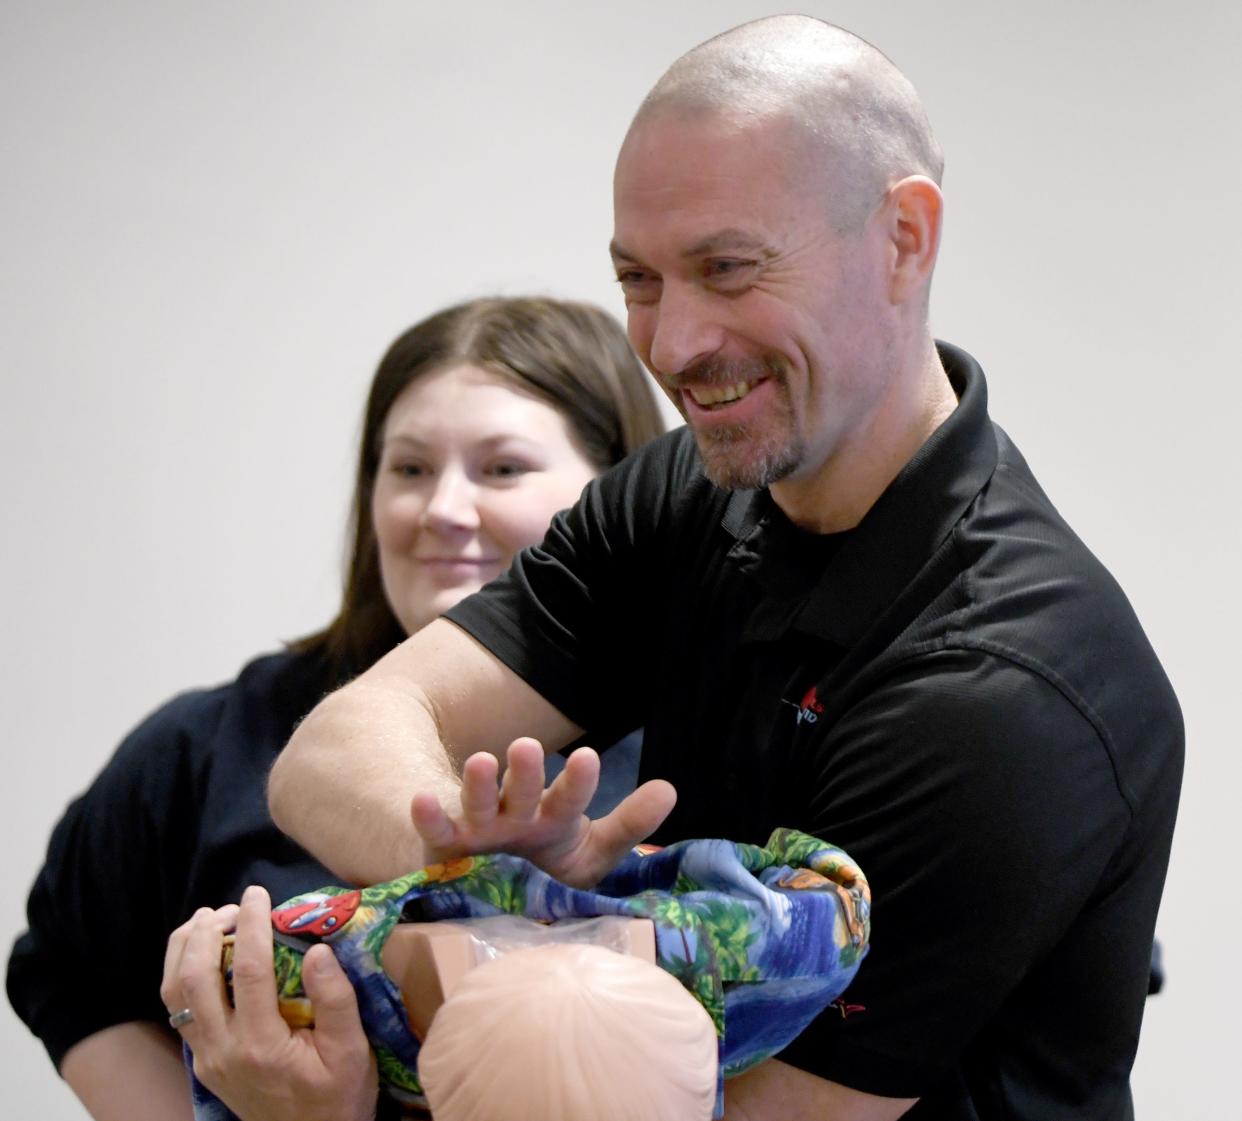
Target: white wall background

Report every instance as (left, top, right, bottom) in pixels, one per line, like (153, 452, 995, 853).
(3, 1, 1237, 1114)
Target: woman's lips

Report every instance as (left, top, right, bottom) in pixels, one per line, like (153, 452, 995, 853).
(414, 556, 504, 584)
(415, 556, 504, 578)
(416, 557, 501, 566)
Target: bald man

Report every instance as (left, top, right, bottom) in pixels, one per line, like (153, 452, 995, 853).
(259, 16, 1181, 1121)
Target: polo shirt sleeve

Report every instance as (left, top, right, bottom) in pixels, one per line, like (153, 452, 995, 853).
(6, 694, 212, 1069)
(446, 431, 688, 741)
(778, 646, 1134, 1098)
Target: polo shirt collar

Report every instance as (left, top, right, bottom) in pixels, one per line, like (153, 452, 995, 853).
(721, 341, 998, 646)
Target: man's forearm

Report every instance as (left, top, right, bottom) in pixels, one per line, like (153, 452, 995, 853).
(269, 678, 461, 885)
(269, 619, 584, 885)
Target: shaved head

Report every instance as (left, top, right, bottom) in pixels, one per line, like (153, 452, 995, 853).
(613, 15, 955, 510)
(633, 15, 943, 231)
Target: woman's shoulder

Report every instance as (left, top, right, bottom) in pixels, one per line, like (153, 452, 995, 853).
(231, 645, 337, 712)
(109, 646, 333, 777)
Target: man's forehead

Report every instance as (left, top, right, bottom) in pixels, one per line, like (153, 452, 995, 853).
(614, 111, 820, 224)
(618, 107, 794, 170)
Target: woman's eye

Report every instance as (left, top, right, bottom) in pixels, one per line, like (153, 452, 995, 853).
(391, 462, 428, 478)
(487, 461, 531, 479)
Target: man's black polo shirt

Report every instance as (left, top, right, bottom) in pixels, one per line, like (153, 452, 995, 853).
(446, 342, 1183, 1119)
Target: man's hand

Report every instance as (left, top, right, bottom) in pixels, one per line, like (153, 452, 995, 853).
(410, 737, 677, 888)
(160, 886, 378, 1121)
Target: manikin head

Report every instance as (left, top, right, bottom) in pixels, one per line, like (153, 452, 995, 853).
(418, 943, 718, 1121)
(612, 15, 949, 529)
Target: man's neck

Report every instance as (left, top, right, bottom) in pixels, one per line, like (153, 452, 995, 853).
(771, 341, 957, 534)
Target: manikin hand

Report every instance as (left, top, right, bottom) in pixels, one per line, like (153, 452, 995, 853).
(160, 885, 378, 1121)
(411, 737, 677, 889)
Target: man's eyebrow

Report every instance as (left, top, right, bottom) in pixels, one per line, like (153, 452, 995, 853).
(683, 229, 773, 258)
(609, 230, 774, 265)
(609, 239, 639, 263)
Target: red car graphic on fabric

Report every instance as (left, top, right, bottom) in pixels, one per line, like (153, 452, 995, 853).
(271, 890, 361, 938)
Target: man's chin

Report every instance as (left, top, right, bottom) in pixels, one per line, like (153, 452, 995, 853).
(693, 428, 798, 491)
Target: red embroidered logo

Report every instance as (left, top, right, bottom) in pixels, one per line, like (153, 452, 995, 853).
(782, 685, 825, 725)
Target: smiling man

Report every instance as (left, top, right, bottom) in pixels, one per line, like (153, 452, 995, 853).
(263, 16, 1182, 1121)
(609, 85, 954, 527)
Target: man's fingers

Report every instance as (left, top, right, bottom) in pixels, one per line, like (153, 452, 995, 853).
(458, 752, 501, 827)
(498, 737, 546, 820)
(301, 944, 372, 1075)
(411, 792, 457, 852)
(592, 779, 678, 860)
(540, 745, 600, 823)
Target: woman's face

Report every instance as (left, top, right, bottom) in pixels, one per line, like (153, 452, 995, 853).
(372, 363, 600, 635)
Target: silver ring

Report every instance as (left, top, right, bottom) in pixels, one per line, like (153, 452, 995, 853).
(168, 1007, 195, 1030)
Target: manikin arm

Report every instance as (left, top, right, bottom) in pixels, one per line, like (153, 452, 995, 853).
(269, 620, 674, 887)
(380, 916, 657, 1039)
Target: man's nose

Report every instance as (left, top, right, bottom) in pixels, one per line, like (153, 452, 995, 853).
(422, 468, 480, 531)
(647, 284, 725, 378)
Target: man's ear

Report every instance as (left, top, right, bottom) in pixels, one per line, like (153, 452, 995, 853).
(884, 176, 943, 306)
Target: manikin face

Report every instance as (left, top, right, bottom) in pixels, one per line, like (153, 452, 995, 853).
(612, 110, 895, 493)
(372, 364, 599, 635)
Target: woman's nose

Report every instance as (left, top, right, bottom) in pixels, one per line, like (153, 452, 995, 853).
(421, 469, 480, 532)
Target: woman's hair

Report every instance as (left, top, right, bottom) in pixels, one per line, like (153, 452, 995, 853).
(294, 296, 665, 678)
(418, 944, 718, 1121)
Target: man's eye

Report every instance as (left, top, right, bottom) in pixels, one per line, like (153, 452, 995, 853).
(705, 259, 753, 279)
(616, 270, 661, 306)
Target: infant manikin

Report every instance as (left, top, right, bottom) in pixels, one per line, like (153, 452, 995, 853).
(191, 830, 871, 1121)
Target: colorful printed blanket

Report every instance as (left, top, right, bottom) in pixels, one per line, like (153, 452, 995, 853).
(188, 827, 870, 1120)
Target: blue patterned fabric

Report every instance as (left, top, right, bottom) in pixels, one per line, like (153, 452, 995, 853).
(189, 828, 870, 1119)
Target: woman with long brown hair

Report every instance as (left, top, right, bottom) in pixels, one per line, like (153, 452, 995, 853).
(8, 296, 665, 1121)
